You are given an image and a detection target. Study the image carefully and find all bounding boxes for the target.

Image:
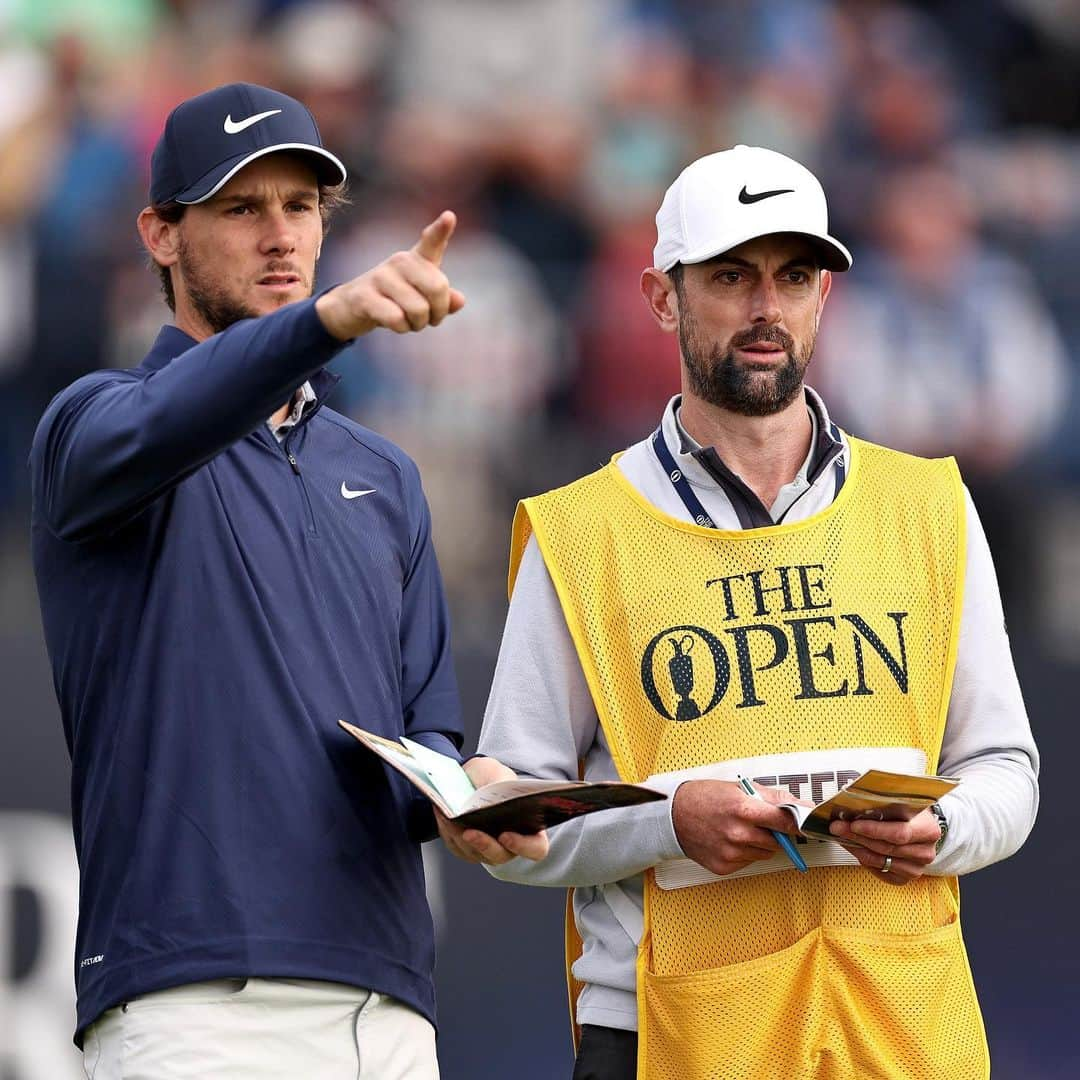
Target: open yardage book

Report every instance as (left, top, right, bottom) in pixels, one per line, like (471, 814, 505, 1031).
(778, 769, 960, 842)
(655, 759, 960, 890)
(338, 720, 666, 835)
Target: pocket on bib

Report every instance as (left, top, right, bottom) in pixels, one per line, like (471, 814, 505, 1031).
(641, 928, 824, 1080)
(821, 919, 989, 1079)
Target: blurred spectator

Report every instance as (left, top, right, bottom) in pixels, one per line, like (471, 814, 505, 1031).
(954, 135, 1080, 476)
(0, 32, 143, 511)
(385, 0, 614, 309)
(817, 161, 1068, 473)
(0, 37, 48, 377)
(826, 2, 965, 249)
(20, 36, 142, 417)
(390, 0, 620, 115)
(7, 0, 160, 55)
(713, 1, 844, 167)
(569, 22, 693, 447)
(571, 219, 680, 448)
(326, 215, 562, 445)
(583, 23, 696, 222)
(270, 1, 389, 183)
(323, 203, 563, 641)
(817, 160, 1070, 625)
(1, 3, 1079, 1078)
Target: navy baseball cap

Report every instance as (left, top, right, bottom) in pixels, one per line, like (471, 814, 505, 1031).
(149, 82, 347, 206)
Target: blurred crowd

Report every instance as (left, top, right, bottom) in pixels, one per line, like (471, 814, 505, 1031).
(2, 6, 1078, 1076)
(2, 0, 1079, 659)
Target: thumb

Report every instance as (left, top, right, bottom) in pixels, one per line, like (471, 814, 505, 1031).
(412, 210, 457, 266)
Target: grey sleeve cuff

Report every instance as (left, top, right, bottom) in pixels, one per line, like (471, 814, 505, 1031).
(642, 772, 689, 863)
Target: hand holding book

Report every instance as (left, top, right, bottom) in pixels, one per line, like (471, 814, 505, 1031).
(775, 769, 959, 847)
(338, 720, 666, 836)
(436, 755, 550, 865)
(657, 767, 959, 889)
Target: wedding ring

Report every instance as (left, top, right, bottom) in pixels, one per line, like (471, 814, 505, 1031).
(880, 855, 893, 874)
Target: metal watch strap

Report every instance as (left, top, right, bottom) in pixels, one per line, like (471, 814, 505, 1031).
(930, 802, 949, 856)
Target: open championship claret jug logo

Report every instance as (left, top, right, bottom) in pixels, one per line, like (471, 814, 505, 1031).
(642, 627, 730, 722)
(639, 562, 912, 722)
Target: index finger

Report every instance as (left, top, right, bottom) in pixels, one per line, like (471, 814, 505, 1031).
(412, 210, 457, 266)
(845, 815, 934, 846)
(498, 829, 550, 862)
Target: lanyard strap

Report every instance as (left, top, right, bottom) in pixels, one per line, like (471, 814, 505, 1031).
(650, 429, 716, 528)
(651, 424, 847, 528)
(829, 422, 846, 499)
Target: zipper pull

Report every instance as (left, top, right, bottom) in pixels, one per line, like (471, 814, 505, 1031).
(287, 453, 301, 475)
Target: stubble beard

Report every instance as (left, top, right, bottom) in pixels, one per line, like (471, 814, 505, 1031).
(678, 305, 815, 418)
(177, 238, 314, 335)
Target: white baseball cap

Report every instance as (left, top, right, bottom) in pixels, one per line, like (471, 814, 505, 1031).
(653, 145, 852, 272)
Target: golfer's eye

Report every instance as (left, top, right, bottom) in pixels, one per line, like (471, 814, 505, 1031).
(783, 269, 811, 285)
(227, 205, 253, 216)
(714, 270, 742, 285)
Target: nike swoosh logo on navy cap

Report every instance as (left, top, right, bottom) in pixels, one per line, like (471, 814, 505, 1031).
(738, 186, 795, 204)
(223, 109, 282, 134)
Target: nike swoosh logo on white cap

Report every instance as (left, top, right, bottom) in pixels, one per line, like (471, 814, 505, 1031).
(223, 109, 282, 134)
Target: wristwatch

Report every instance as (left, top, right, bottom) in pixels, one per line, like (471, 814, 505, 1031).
(929, 803, 949, 856)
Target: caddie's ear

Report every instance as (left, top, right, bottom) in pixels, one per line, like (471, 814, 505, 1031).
(640, 268, 679, 334)
(137, 206, 180, 269)
(816, 268, 833, 327)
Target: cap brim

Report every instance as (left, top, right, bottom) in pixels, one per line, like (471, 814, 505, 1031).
(666, 229, 852, 273)
(175, 143, 347, 204)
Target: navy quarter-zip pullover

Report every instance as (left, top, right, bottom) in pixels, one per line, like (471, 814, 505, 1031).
(29, 296, 463, 1043)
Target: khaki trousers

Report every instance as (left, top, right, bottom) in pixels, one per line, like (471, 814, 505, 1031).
(81, 977, 439, 1079)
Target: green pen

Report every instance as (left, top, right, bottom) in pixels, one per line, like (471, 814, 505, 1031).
(737, 774, 809, 873)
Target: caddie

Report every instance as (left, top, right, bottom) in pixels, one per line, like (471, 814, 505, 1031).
(477, 144, 1038, 1080)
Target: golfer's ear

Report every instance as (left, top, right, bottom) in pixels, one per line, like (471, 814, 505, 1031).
(641, 268, 679, 334)
(138, 207, 180, 268)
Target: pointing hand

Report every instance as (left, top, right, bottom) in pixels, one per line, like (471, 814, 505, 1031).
(316, 210, 466, 340)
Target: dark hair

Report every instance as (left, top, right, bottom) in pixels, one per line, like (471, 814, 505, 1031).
(148, 180, 350, 312)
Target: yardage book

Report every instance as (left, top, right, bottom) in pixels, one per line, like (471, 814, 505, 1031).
(779, 768, 961, 845)
(655, 766, 960, 889)
(338, 720, 666, 835)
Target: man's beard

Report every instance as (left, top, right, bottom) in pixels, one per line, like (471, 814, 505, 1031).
(678, 307, 815, 417)
(178, 240, 313, 335)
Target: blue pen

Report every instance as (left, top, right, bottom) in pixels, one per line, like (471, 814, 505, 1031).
(737, 774, 808, 873)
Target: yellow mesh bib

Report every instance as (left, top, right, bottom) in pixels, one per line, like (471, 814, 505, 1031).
(512, 437, 988, 1080)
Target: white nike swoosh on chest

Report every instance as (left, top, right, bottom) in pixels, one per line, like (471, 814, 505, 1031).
(341, 483, 377, 500)
(223, 109, 282, 134)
